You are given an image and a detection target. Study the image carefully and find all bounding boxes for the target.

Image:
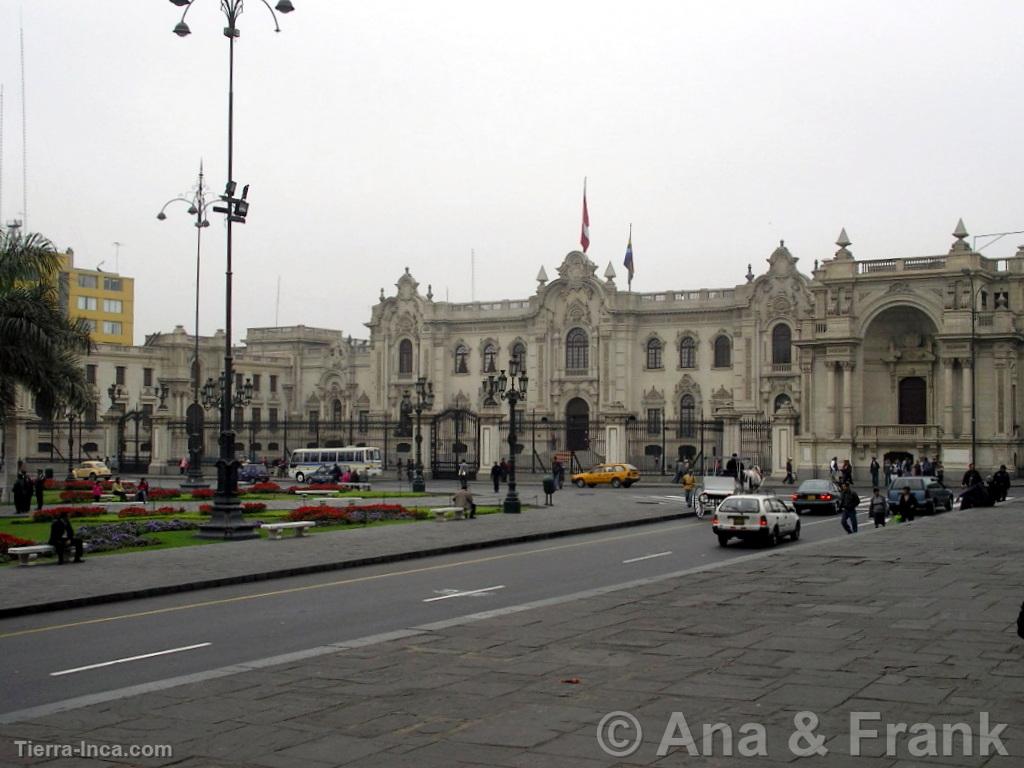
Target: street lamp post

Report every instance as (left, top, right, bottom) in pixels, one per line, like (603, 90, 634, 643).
(157, 163, 213, 489)
(962, 268, 978, 463)
(401, 377, 434, 492)
(65, 410, 75, 482)
(167, 0, 294, 538)
(485, 360, 529, 513)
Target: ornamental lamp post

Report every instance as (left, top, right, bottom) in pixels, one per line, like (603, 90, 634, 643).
(65, 409, 76, 482)
(402, 377, 434, 492)
(166, 0, 294, 538)
(485, 360, 528, 513)
(157, 164, 213, 489)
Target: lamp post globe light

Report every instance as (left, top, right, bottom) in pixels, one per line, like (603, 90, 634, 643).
(157, 164, 214, 489)
(484, 360, 528, 513)
(166, 0, 294, 539)
(402, 377, 434, 492)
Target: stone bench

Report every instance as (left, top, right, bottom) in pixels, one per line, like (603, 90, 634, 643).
(338, 482, 372, 492)
(261, 521, 316, 540)
(432, 506, 465, 521)
(294, 489, 335, 498)
(8, 543, 90, 566)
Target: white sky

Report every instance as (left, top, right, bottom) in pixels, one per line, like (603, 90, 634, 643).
(2, 1, 1023, 345)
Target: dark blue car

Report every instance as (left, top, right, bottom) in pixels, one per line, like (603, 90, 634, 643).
(886, 477, 953, 515)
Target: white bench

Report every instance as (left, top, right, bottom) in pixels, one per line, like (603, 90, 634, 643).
(339, 482, 372, 492)
(261, 521, 316, 540)
(432, 506, 465, 521)
(294, 489, 335, 498)
(8, 543, 89, 566)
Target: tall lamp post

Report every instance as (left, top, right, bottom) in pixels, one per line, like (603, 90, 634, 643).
(157, 163, 214, 489)
(485, 360, 529, 513)
(961, 268, 978, 463)
(401, 377, 434, 492)
(167, 0, 294, 538)
(65, 409, 76, 482)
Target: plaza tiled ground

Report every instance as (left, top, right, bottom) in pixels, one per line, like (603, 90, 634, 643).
(1, 501, 1022, 766)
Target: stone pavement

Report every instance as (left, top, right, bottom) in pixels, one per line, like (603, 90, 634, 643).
(0, 487, 694, 618)
(2, 502, 1022, 766)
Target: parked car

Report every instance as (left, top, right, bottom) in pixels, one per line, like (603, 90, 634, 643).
(790, 479, 842, 515)
(238, 463, 270, 484)
(696, 475, 737, 516)
(304, 464, 337, 485)
(712, 494, 801, 547)
(71, 460, 111, 481)
(571, 463, 640, 488)
(887, 476, 953, 515)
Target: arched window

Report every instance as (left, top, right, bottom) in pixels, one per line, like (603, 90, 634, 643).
(774, 393, 793, 412)
(680, 395, 696, 437)
(332, 398, 342, 422)
(511, 342, 526, 372)
(398, 339, 413, 374)
(454, 344, 469, 374)
(566, 328, 588, 371)
(713, 335, 732, 368)
(646, 339, 663, 369)
(772, 324, 792, 365)
(679, 337, 696, 368)
(483, 343, 497, 373)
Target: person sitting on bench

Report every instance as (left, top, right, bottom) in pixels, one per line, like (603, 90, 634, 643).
(49, 511, 84, 564)
(453, 486, 476, 519)
(111, 477, 128, 501)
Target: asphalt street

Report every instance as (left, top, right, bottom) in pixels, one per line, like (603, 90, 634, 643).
(0, 488, 909, 718)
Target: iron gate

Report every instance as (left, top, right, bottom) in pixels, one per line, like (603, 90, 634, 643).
(431, 408, 480, 479)
(739, 416, 773, 474)
(625, 417, 724, 475)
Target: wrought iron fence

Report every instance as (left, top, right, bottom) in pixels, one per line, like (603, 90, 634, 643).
(739, 416, 773, 474)
(624, 418, 724, 475)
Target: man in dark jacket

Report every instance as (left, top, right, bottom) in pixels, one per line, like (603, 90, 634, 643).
(34, 471, 45, 511)
(962, 463, 983, 489)
(48, 512, 84, 564)
(992, 465, 1011, 502)
(840, 482, 860, 533)
(490, 462, 501, 492)
(894, 486, 918, 522)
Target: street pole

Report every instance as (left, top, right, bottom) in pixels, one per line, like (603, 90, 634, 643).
(485, 362, 528, 513)
(963, 268, 977, 464)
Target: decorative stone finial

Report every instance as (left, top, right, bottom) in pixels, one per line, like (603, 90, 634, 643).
(745, 263, 754, 283)
(379, 287, 385, 301)
(426, 284, 433, 301)
(950, 218, 970, 253)
(834, 228, 853, 260)
(536, 266, 548, 286)
(604, 262, 616, 281)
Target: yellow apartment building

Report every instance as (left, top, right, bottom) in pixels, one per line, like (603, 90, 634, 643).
(57, 249, 134, 346)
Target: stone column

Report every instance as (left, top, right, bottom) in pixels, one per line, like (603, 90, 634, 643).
(841, 361, 854, 439)
(962, 358, 973, 445)
(942, 358, 955, 437)
(149, 411, 171, 474)
(800, 358, 814, 438)
(825, 363, 837, 438)
(102, 409, 122, 469)
(772, 404, 798, 476)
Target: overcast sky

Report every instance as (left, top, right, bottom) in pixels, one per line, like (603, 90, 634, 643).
(2, 1, 1023, 345)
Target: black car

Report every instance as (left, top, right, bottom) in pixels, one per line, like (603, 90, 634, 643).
(238, 463, 270, 484)
(304, 464, 338, 485)
(887, 476, 953, 515)
(790, 479, 842, 514)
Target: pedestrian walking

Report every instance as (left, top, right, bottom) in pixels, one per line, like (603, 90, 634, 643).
(784, 457, 795, 484)
(671, 458, 685, 484)
(490, 462, 501, 492)
(458, 460, 469, 489)
(34, 470, 45, 511)
(840, 482, 860, 534)
(868, 487, 887, 527)
(869, 457, 880, 489)
(893, 485, 918, 522)
(682, 468, 696, 508)
(883, 460, 892, 487)
(992, 464, 1011, 502)
(555, 460, 565, 489)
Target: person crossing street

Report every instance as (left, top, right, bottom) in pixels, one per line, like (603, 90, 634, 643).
(840, 481, 860, 534)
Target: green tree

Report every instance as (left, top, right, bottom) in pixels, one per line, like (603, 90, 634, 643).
(1, 229, 94, 502)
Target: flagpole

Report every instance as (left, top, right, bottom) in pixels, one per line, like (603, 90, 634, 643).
(628, 223, 632, 291)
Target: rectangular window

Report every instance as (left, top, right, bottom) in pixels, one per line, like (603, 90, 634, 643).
(103, 298, 122, 313)
(76, 296, 97, 311)
(142, 403, 154, 424)
(81, 318, 97, 331)
(270, 375, 278, 393)
(251, 407, 261, 428)
(235, 373, 244, 391)
(647, 408, 662, 435)
(268, 407, 278, 428)
(235, 407, 244, 428)
(103, 277, 122, 291)
(252, 374, 261, 392)
(102, 320, 122, 335)
(143, 368, 153, 387)
(358, 410, 369, 433)
(85, 403, 98, 424)
(308, 411, 319, 431)
(115, 366, 126, 385)
(86, 364, 97, 384)
(78, 274, 98, 289)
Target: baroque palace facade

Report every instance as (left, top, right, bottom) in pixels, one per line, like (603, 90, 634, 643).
(9, 221, 1024, 478)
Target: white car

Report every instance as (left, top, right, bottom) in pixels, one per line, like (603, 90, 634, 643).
(711, 494, 801, 547)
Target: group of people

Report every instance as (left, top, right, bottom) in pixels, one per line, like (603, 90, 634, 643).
(11, 467, 44, 514)
(328, 464, 362, 484)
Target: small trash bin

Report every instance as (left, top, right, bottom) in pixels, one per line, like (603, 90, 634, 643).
(542, 477, 555, 495)
(44, 467, 54, 480)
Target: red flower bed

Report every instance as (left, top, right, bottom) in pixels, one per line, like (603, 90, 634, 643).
(247, 482, 282, 494)
(286, 483, 341, 493)
(1, 532, 36, 555)
(287, 503, 415, 525)
(147, 488, 181, 501)
(58, 490, 95, 503)
(198, 503, 214, 514)
(242, 502, 267, 513)
(43, 478, 63, 490)
(190, 488, 215, 500)
(33, 506, 106, 522)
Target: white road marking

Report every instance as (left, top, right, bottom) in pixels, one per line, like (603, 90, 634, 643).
(623, 551, 673, 564)
(51, 643, 212, 677)
(423, 585, 505, 602)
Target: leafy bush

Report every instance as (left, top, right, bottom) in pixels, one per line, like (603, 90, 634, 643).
(58, 490, 95, 503)
(147, 488, 181, 501)
(247, 482, 282, 494)
(190, 488, 215, 500)
(242, 502, 267, 513)
(33, 506, 106, 522)
(287, 503, 416, 525)
(198, 503, 214, 514)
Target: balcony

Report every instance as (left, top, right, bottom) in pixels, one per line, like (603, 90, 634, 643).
(855, 424, 943, 444)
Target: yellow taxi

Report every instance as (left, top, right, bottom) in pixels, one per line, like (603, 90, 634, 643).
(571, 463, 640, 489)
(71, 460, 112, 480)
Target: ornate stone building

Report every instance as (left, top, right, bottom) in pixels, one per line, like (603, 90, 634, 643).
(8, 220, 1023, 478)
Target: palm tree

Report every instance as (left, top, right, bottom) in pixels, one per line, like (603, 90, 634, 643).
(0, 229, 94, 503)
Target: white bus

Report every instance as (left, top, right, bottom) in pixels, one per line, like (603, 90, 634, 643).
(287, 446, 383, 481)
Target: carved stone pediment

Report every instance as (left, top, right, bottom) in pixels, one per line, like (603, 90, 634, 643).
(556, 251, 599, 287)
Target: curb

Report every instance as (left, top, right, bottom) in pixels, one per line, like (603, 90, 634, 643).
(0, 509, 696, 620)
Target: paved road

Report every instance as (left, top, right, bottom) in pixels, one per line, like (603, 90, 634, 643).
(0, 499, 888, 716)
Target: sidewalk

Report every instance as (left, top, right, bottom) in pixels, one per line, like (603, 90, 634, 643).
(2, 501, 1022, 765)
(0, 490, 694, 618)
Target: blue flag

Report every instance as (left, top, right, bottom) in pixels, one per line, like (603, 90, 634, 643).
(623, 228, 634, 285)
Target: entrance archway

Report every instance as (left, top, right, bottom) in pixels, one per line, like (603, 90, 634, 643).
(565, 398, 590, 451)
(898, 377, 926, 424)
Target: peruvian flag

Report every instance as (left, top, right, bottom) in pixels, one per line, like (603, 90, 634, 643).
(580, 179, 590, 253)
